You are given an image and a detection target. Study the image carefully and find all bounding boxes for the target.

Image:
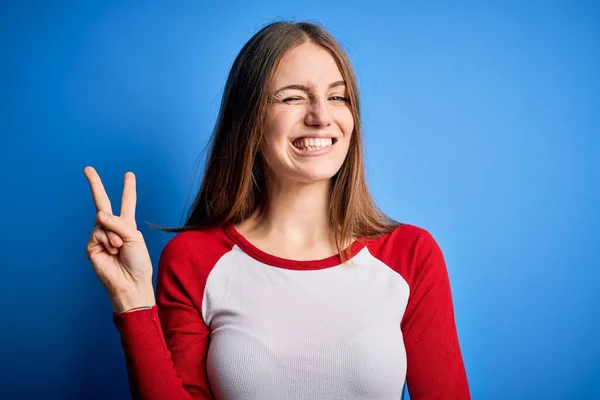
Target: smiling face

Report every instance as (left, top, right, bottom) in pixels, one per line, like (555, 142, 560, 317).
(261, 41, 355, 185)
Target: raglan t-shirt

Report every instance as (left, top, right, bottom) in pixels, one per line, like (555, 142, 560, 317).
(113, 223, 470, 399)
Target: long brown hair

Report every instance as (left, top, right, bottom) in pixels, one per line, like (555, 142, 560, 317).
(154, 21, 400, 262)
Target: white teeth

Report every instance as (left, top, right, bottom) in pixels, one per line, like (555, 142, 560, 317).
(292, 137, 334, 151)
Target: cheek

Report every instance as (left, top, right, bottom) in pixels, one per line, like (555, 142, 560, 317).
(262, 115, 293, 165)
(260, 137, 283, 169)
(266, 107, 304, 135)
(337, 109, 355, 139)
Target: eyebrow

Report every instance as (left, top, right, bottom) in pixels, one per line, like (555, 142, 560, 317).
(273, 80, 346, 96)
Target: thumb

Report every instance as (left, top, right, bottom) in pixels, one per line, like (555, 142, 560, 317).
(97, 211, 139, 242)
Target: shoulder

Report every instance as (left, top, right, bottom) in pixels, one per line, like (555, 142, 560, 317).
(161, 225, 232, 256)
(366, 223, 440, 258)
(158, 225, 235, 280)
(365, 223, 445, 284)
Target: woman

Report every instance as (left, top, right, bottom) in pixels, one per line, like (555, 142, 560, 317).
(84, 21, 470, 399)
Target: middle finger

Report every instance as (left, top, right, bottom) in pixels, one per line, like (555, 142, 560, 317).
(84, 166, 113, 214)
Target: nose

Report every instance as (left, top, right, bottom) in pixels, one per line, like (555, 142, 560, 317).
(304, 98, 333, 128)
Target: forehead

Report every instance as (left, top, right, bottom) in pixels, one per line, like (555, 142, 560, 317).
(272, 42, 344, 86)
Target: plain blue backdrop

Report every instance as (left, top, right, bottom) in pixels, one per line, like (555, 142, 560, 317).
(1, 1, 598, 399)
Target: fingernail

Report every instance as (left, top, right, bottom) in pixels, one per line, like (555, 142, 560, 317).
(99, 211, 107, 220)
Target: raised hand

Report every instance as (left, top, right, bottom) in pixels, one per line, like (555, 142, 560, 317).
(84, 166, 155, 313)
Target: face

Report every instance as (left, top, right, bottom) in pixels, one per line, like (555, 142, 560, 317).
(261, 42, 354, 185)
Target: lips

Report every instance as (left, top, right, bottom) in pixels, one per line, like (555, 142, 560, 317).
(292, 137, 335, 150)
(291, 134, 339, 142)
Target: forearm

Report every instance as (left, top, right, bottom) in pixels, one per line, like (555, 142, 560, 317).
(113, 307, 198, 400)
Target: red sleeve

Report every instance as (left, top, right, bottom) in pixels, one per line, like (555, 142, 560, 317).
(113, 234, 214, 400)
(401, 229, 470, 399)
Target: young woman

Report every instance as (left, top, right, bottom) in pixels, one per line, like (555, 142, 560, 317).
(84, 21, 470, 399)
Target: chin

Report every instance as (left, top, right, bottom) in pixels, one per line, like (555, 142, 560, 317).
(268, 157, 347, 185)
(293, 166, 343, 184)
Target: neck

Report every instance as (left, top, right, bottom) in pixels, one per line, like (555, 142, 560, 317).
(239, 178, 333, 247)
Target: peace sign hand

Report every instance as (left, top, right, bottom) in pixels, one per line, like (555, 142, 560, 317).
(84, 166, 155, 313)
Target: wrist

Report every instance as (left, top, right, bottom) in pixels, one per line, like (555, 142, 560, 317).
(119, 305, 154, 314)
(110, 285, 156, 314)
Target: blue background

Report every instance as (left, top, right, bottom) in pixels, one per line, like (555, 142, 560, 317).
(1, 1, 598, 399)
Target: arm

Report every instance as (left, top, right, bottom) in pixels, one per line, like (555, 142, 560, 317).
(113, 238, 213, 400)
(401, 231, 470, 399)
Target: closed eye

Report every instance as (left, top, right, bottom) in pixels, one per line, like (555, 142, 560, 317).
(282, 97, 305, 103)
(281, 96, 349, 104)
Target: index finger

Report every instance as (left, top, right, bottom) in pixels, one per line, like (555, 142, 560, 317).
(120, 171, 137, 224)
(84, 166, 114, 214)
